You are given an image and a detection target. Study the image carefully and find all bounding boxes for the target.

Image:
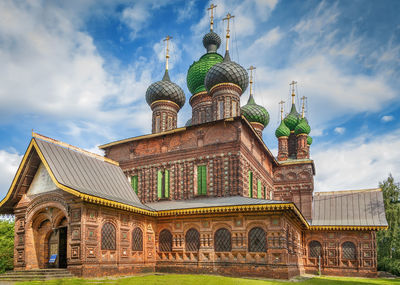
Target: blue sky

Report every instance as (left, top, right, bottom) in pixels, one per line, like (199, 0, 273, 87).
(0, 0, 399, 199)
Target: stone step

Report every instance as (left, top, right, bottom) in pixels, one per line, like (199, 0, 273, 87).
(0, 269, 74, 281)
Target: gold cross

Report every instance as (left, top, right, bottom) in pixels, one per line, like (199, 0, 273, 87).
(248, 66, 256, 95)
(163, 35, 172, 70)
(289, 80, 297, 103)
(279, 100, 285, 121)
(301, 96, 307, 118)
(223, 13, 235, 51)
(207, 4, 217, 31)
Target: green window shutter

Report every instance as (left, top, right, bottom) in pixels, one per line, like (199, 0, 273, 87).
(264, 186, 266, 199)
(197, 166, 202, 195)
(201, 166, 207, 195)
(249, 171, 253, 198)
(131, 175, 138, 194)
(157, 170, 162, 198)
(164, 170, 170, 198)
(257, 180, 262, 198)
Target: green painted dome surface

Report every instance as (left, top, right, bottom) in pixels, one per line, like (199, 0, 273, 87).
(186, 53, 223, 95)
(295, 117, 311, 135)
(275, 120, 291, 138)
(307, 135, 313, 145)
(241, 95, 270, 127)
(283, 104, 300, 131)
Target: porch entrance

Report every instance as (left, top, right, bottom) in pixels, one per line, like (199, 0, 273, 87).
(48, 226, 67, 268)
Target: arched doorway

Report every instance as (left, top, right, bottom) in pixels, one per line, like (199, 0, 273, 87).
(29, 206, 68, 269)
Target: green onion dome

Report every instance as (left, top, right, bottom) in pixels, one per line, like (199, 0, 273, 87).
(185, 118, 192, 127)
(275, 120, 291, 138)
(241, 94, 270, 128)
(204, 51, 249, 93)
(146, 70, 185, 109)
(307, 135, 313, 145)
(294, 117, 311, 135)
(187, 53, 223, 95)
(283, 104, 301, 131)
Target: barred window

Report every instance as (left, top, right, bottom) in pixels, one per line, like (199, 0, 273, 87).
(309, 240, 322, 258)
(248, 227, 266, 252)
(159, 229, 172, 252)
(132, 227, 143, 251)
(185, 228, 200, 252)
(214, 228, 231, 252)
(101, 223, 116, 250)
(342, 241, 356, 260)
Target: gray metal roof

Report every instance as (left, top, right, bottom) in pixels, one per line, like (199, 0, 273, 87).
(34, 138, 149, 210)
(145, 196, 288, 211)
(311, 189, 388, 226)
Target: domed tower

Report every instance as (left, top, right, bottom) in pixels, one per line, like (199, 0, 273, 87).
(187, 4, 223, 125)
(241, 66, 270, 137)
(283, 81, 301, 158)
(146, 36, 185, 134)
(205, 13, 249, 121)
(295, 96, 311, 159)
(275, 101, 291, 161)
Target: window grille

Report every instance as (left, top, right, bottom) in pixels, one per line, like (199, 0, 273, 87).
(309, 240, 322, 258)
(248, 227, 266, 252)
(214, 228, 231, 252)
(101, 223, 116, 250)
(342, 241, 356, 259)
(159, 229, 172, 252)
(132, 227, 143, 251)
(185, 228, 200, 252)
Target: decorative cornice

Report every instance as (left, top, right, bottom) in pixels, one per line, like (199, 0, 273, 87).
(310, 225, 388, 231)
(189, 91, 209, 106)
(150, 100, 180, 111)
(209, 82, 242, 94)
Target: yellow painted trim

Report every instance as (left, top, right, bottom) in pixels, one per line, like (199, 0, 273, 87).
(315, 188, 381, 196)
(310, 225, 388, 231)
(210, 82, 242, 93)
(33, 132, 119, 166)
(150, 100, 180, 110)
(250, 122, 265, 128)
(0, 140, 35, 209)
(99, 127, 187, 149)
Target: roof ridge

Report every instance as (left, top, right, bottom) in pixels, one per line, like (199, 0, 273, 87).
(32, 132, 119, 166)
(315, 188, 381, 196)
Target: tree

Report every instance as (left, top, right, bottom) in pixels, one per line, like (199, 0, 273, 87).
(0, 220, 14, 273)
(377, 174, 400, 275)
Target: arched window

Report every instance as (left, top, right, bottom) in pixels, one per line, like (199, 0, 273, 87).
(248, 227, 266, 252)
(185, 228, 200, 252)
(309, 240, 322, 258)
(132, 227, 143, 251)
(101, 222, 116, 250)
(214, 228, 231, 252)
(342, 241, 356, 259)
(159, 229, 172, 252)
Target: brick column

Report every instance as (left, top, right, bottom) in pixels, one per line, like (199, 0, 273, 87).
(296, 134, 308, 159)
(150, 100, 179, 134)
(277, 137, 289, 161)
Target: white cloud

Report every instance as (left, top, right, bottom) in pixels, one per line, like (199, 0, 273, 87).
(121, 3, 151, 40)
(176, 0, 196, 23)
(381, 115, 394, 122)
(0, 149, 22, 200)
(313, 129, 400, 191)
(334, 127, 345, 135)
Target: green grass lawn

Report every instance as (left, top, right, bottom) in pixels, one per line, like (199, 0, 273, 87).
(15, 274, 400, 285)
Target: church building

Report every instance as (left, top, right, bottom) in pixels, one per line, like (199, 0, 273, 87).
(0, 6, 387, 279)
